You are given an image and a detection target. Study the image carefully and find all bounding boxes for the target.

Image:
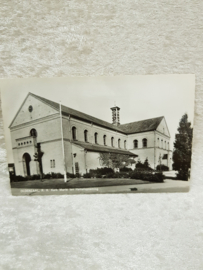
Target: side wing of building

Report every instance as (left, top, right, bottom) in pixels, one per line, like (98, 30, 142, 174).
(126, 117, 172, 170)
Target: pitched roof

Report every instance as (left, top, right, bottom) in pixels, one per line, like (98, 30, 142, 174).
(30, 93, 164, 135)
(30, 93, 126, 134)
(119, 116, 164, 134)
(72, 141, 137, 156)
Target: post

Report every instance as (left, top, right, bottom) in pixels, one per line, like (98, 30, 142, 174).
(60, 101, 67, 182)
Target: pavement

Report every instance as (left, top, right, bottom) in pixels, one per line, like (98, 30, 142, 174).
(11, 179, 189, 196)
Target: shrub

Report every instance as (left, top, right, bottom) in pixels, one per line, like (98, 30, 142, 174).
(67, 172, 76, 178)
(43, 173, 52, 179)
(156, 164, 169, 171)
(32, 174, 41, 180)
(120, 167, 132, 172)
(11, 175, 26, 182)
(176, 170, 189, 181)
(130, 171, 164, 182)
(83, 173, 91, 178)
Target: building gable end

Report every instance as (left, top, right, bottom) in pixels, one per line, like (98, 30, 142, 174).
(156, 117, 170, 137)
(9, 93, 59, 128)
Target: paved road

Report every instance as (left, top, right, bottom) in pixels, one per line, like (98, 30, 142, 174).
(12, 179, 189, 196)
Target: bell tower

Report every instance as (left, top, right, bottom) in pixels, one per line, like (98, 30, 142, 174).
(110, 106, 120, 126)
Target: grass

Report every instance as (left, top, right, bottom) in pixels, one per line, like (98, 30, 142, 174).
(11, 177, 152, 189)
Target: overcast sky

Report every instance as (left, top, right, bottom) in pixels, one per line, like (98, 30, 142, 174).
(1, 75, 195, 163)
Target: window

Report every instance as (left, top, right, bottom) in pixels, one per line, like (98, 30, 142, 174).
(94, 133, 98, 144)
(157, 138, 159, 147)
(118, 139, 121, 148)
(103, 135, 106, 145)
(50, 160, 55, 168)
(30, 129, 37, 137)
(84, 130, 88, 142)
(111, 137, 114, 147)
(142, 138, 147, 147)
(161, 139, 163, 148)
(124, 140, 126, 149)
(72, 126, 77, 140)
(133, 140, 138, 148)
(75, 162, 79, 174)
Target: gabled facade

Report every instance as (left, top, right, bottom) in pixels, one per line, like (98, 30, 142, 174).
(9, 93, 172, 177)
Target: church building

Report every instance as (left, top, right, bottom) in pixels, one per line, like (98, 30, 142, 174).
(9, 92, 172, 177)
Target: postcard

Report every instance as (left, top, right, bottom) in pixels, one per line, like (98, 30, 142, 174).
(0, 75, 195, 195)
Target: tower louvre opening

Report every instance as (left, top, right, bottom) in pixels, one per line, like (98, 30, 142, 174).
(110, 106, 120, 126)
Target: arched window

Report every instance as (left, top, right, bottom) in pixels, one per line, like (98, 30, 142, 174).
(111, 137, 114, 147)
(30, 129, 37, 137)
(133, 140, 138, 148)
(124, 140, 126, 149)
(94, 133, 98, 144)
(84, 130, 88, 142)
(157, 138, 159, 147)
(142, 138, 147, 147)
(72, 126, 77, 140)
(103, 135, 106, 145)
(118, 139, 121, 148)
(161, 139, 163, 148)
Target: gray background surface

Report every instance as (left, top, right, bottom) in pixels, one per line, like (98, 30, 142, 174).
(0, 1, 202, 269)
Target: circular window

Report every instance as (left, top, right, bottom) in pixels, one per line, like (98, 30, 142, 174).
(28, 105, 33, 112)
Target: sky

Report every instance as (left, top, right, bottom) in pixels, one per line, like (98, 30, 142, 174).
(0, 75, 195, 163)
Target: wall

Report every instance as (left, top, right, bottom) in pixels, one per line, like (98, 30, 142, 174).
(11, 94, 58, 127)
(86, 152, 101, 172)
(67, 117, 127, 149)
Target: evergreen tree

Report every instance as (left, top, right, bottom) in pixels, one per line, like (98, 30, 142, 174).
(172, 113, 193, 180)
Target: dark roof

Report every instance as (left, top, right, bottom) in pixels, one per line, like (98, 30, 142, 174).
(30, 93, 164, 135)
(119, 117, 164, 134)
(72, 141, 137, 157)
(30, 93, 126, 134)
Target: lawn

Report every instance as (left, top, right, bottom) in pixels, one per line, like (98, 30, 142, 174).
(11, 177, 152, 189)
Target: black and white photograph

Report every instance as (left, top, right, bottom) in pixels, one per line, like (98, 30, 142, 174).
(1, 75, 195, 195)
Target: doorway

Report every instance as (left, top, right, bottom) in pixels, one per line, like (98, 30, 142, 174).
(22, 153, 31, 176)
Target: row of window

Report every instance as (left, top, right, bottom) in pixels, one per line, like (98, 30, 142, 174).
(133, 139, 169, 149)
(157, 138, 169, 149)
(18, 141, 32, 146)
(72, 127, 127, 148)
(133, 139, 147, 148)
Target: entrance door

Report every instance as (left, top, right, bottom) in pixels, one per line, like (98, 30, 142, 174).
(22, 153, 31, 176)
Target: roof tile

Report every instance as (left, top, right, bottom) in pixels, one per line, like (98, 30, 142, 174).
(30, 93, 163, 134)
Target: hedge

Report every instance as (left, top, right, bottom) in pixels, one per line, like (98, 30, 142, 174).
(130, 172, 164, 182)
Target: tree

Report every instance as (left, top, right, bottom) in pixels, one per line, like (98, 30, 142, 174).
(136, 158, 152, 171)
(172, 113, 193, 180)
(33, 143, 44, 181)
(143, 158, 150, 169)
(99, 153, 134, 171)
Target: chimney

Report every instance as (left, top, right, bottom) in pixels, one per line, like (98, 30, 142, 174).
(110, 106, 120, 125)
